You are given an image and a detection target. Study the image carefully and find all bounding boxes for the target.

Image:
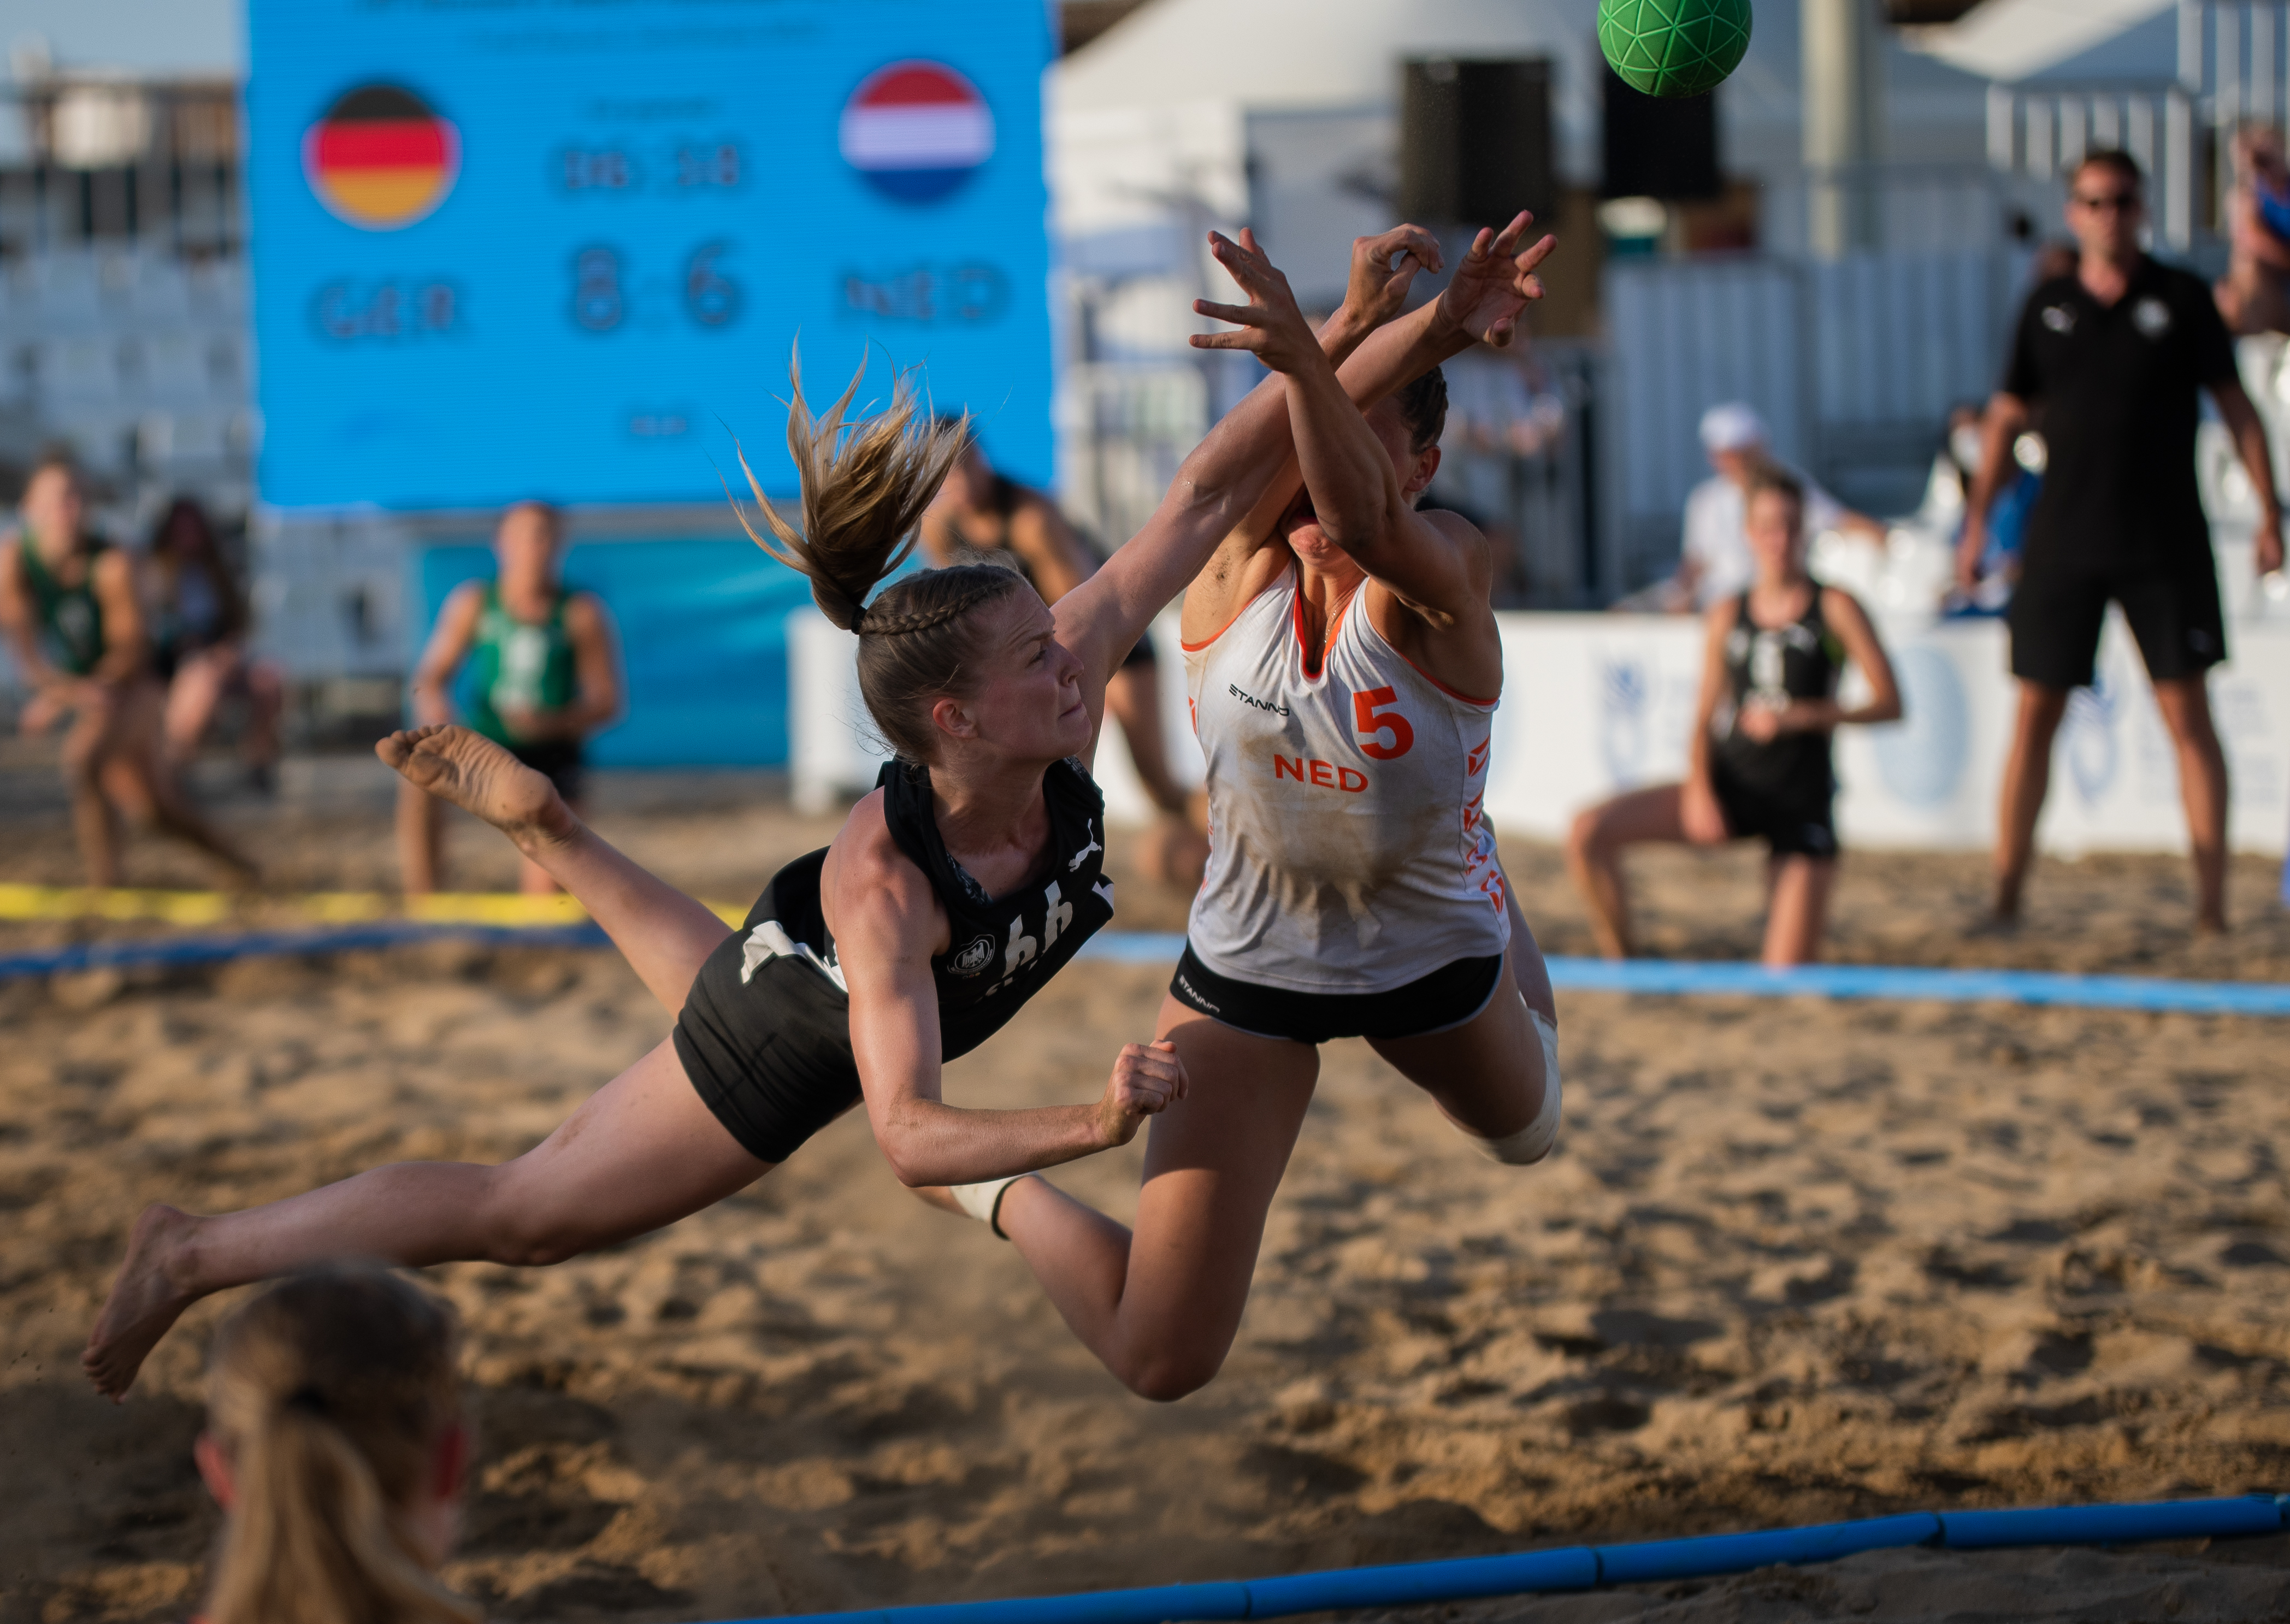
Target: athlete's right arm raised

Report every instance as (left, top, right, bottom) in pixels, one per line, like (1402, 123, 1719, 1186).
(1051, 225, 1445, 686)
(830, 808, 1184, 1186)
(1201, 215, 1556, 621)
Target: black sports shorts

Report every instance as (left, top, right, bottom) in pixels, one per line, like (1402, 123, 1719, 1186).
(2008, 556, 2226, 689)
(1168, 942, 1504, 1045)
(1710, 760, 1837, 860)
(672, 852, 865, 1165)
(509, 738, 586, 803)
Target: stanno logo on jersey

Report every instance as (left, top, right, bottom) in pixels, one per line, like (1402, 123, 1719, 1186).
(2131, 297, 2171, 338)
(950, 935, 995, 975)
(1227, 683, 1290, 717)
(2040, 304, 2075, 334)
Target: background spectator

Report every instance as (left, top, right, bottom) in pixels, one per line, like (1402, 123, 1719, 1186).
(920, 424, 1204, 886)
(398, 501, 621, 896)
(1568, 466, 1901, 967)
(146, 496, 285, 791)
(2216, 122, 2290, 336)
(0, 456, 253, 887)
(1960, 149, 2284, 932)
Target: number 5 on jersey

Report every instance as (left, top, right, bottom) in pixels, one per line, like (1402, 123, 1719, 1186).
(1354, 686, 1414, 759)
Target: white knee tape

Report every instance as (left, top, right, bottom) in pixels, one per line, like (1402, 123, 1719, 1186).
(952, 1175, 1026, 1239)
(1465, 1008, 1562, 1166)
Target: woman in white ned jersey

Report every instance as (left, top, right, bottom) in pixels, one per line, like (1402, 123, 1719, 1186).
(928, 220, 1563, 1401)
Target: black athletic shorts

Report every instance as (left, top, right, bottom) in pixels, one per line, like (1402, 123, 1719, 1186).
(1168, 942, 1504, 1045)
(509, 738, 586, 802)
(1710, 759, 1837, 860)
(2008, 557, 2226, 689)
(1120, 636, 1158, 670)
(672, 852, 864, 1164)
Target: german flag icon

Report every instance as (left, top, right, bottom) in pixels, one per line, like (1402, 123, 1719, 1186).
(303, 84, 459, 230)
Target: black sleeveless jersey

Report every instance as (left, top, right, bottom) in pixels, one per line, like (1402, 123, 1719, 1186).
(875, 756, 1117, 1057)
(670, 755, 1116, 1164)
(1713, 587, 1844, 800)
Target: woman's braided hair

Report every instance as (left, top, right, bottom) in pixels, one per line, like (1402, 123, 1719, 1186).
(731, 351, 1026, 763)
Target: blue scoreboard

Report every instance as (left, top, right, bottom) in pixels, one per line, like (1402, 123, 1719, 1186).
(245, 0, 1055, 510)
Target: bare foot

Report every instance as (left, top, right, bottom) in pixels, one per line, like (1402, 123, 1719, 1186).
(83, 1204, 203, 1400)
(376, 725, 575, 854)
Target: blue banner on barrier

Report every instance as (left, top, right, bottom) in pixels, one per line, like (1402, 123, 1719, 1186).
(409, 538, 816, 766)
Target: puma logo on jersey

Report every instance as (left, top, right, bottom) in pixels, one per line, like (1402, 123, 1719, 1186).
(740, 919, 848, 992)
(1274, 754, 1368, 793)
(1067, 819, 1103, 872)
(1228, 683, 1290, 717)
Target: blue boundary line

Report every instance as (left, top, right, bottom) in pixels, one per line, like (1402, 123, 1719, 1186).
(0, 921, 611, 981)
(3, 924, 2285, 1015)
(705, 1495, 2287, 1623)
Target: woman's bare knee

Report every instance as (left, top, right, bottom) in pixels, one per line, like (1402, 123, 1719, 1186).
(1118, 1340, 1229, 1403)
(471, 1162, 610, 1267)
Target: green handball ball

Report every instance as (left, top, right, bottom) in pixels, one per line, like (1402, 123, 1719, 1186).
(1598, 0, 1752, 98)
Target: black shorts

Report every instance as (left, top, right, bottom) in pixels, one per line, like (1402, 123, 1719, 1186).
(1710, 760, 1837, 860)
(509, 738, 586, 802)
(672, 851, 864, 1164)
(2008, 556, 2226, 689)
(1120, 636, 1158, 671)
(1168, 942, 1504, 1045)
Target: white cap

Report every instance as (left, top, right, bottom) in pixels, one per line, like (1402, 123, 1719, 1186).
(1698, 402, 1768, 453)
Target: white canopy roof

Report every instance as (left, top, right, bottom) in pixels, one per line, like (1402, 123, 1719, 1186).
(1900, 0, 2174, 84)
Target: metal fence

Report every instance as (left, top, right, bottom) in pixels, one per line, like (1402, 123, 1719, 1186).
(1981, 0, 2290, 251)
(1604, 247, 2031, 588)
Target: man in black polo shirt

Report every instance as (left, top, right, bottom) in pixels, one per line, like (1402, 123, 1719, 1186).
(1960, 150, 2285, 932)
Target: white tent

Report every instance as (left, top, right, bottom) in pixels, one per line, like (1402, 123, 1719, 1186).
(1898, 0, 2175, 83)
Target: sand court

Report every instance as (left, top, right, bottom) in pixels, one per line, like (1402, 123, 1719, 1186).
(4, 793, 2290, 1620)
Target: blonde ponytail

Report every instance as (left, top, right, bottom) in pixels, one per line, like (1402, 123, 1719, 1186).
(204, 1267, 476, 1624)
(732, 348, 972, 633)
(728, 350, 1028, 764)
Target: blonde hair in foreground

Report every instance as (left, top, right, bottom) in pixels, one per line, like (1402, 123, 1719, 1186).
(203, 1264, 476, 1624)
(731, 351, 1028, 763)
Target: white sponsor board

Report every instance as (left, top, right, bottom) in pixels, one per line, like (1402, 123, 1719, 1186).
(790, 605, 2290, 858)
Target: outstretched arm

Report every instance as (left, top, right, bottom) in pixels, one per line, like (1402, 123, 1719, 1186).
(835, 831, 1183, 1186)
(1198, 214, 1558, 619)
(1053, 225, 1444, 683)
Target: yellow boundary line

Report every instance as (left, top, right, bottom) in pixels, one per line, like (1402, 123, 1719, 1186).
(0, 883, 746, 929)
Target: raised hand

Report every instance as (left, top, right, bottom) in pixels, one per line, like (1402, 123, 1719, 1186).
(1188, 229, 1325, 377)
(1339, 224, 1443, 333)
(1093, 1039, 1187, 1147)
(1437, 211, 1560, 349)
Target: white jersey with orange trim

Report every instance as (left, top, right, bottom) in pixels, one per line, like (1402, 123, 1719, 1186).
(1181, 563, 1509, 995)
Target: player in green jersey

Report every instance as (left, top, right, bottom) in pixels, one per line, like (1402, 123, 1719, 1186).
(396, 501, 621, 895)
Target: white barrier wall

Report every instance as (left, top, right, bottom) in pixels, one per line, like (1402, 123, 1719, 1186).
(790, 605, 2290, 858)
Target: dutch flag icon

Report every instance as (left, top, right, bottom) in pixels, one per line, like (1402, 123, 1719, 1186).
(839, 60, 995, 204)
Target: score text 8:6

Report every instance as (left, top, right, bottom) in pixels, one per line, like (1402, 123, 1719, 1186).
(684, 241, 741, 329)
